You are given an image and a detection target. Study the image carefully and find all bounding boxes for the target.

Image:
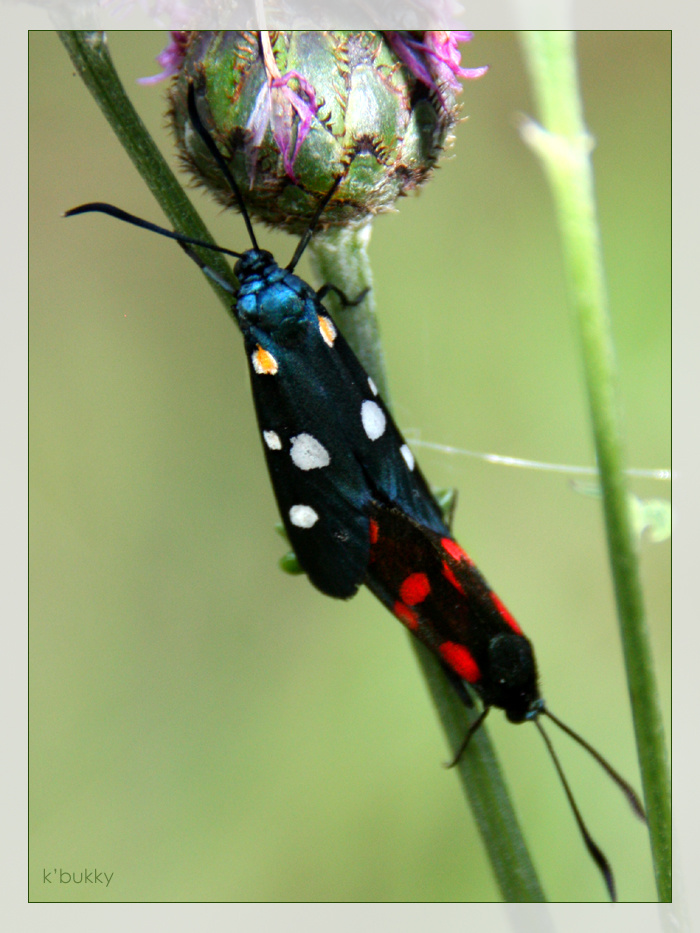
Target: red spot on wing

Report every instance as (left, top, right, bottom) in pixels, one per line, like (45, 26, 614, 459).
(399, 572, 431, 606)
(441, 537, 474, 566)
(393, 601, 419, 631)
(369, 518, 379, 545)
(439, 642, 481, 683)
(441, 561, 466, 595)
(491, 593, 523, 635)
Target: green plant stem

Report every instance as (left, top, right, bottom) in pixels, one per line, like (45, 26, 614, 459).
(311, 220, 545, 903)
(59, 27, 545, 902)
(309, 224, 390, 401)
(518, 31, 671, 902)
(417, 645, 545, 901)
(58, 30, 237, 311)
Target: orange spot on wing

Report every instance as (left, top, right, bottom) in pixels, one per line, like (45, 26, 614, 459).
(399, 572, 431, 606)
(369, 518, 379, 545)
(439, 642, 481, 683)
(318, 315, 337, 347)
(252, 345, 279, 375)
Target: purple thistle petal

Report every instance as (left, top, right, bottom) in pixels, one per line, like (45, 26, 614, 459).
(246, 60, 319, 184)
(386, 30, 488, 103)
(245, 81, 273, 186)
(425, 31, 489, 84)
(272, 71, 319, 181)
(138, 30, 189, 85)
(385, 32, 434, 89)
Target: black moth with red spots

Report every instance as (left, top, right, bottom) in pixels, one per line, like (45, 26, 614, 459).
(66, 83, 645, 901)
(366, 502, 540, 722)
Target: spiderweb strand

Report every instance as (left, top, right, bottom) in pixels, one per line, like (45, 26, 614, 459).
(409, 439, 674, 481)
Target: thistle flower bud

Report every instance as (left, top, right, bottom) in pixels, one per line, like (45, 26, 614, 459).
(164, 30, 486, 233)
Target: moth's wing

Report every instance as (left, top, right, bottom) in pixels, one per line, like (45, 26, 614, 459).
(245, 323, 375, 599)
(326, 327, 449, 535)
(243, 301, 447, 599)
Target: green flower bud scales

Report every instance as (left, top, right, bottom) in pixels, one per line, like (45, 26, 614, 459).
(168, 31, 468, 233)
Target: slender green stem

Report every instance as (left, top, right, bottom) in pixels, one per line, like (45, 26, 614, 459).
(518, 31, 671, 902)
(417, 645, 545, 901)
(311, 215, 545, 903)
(309, 224, 390, 402)
(59, 28, 544, 902)
(58, 30, 237, 311)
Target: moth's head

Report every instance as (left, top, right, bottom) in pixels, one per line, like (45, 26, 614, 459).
(483, 631, 541, 723)
(234, 249, 276, 282)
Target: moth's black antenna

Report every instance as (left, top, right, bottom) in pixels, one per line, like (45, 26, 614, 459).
(286, 174, 344, 273)
(445, 698, 646, 900)
(186, 82, 259, 252)
(542, 708, 646, 821)
(176, 240, 237, 295)
(64, 202, 243, 259)
(185, 80, 348, 274)
(534, 717, 617, 900)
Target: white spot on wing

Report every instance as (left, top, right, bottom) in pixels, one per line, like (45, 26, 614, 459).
(290, 433, 330, 470)
(263, 430, 282, 451)
(361, 400, 386, 441)
(400, 443, 415, 471)
(289, 504, 319, 528)
(367, 377, 378, 396)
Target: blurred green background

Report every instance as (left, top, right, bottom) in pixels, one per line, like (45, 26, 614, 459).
(29, 31, 670, 902)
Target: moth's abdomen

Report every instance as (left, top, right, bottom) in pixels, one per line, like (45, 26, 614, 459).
(366, 502, 541, 721)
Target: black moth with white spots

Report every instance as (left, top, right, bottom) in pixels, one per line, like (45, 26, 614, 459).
(237, 255, 446, 598)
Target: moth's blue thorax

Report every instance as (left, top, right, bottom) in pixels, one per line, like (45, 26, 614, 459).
(235, 248, 318, 341)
